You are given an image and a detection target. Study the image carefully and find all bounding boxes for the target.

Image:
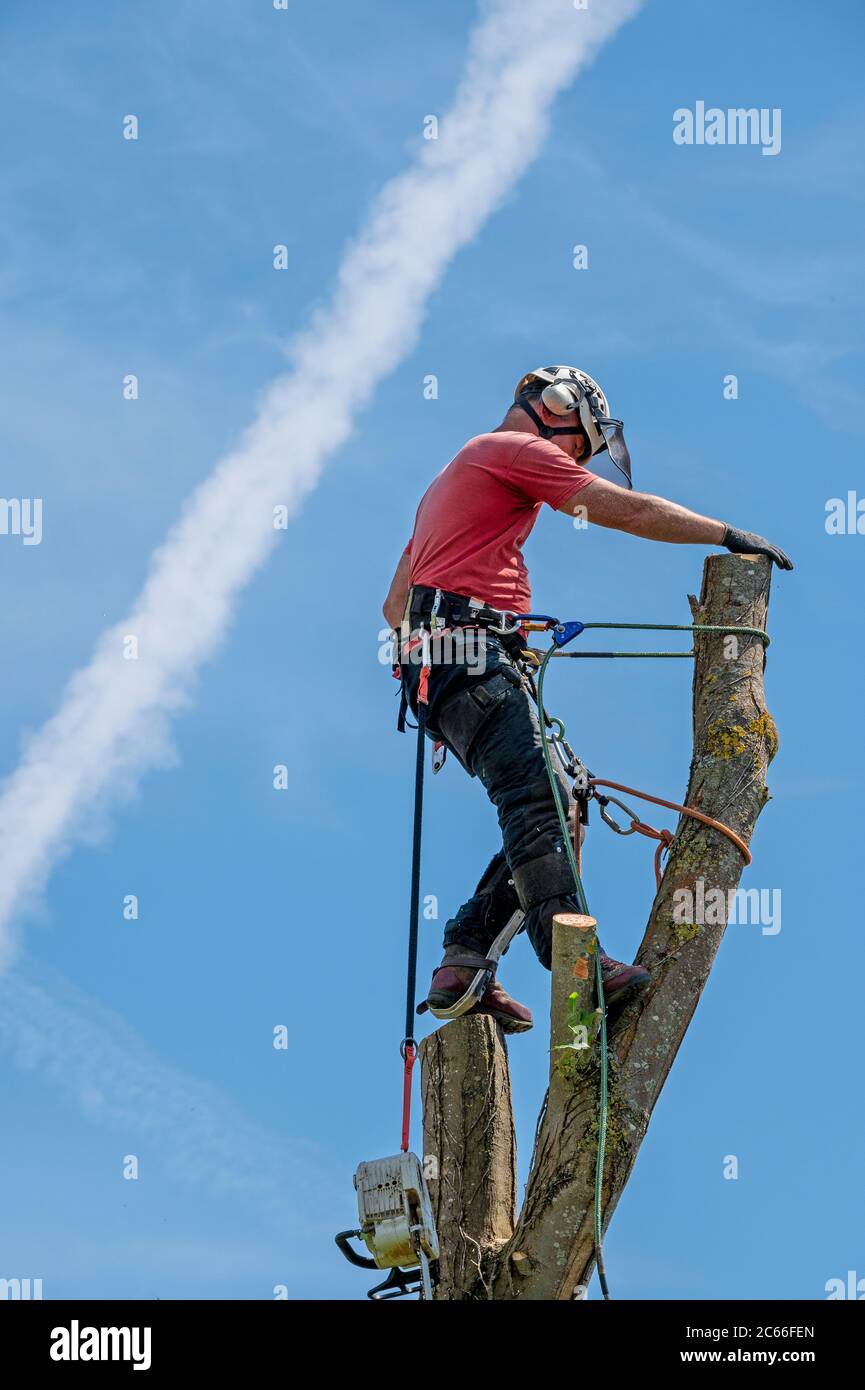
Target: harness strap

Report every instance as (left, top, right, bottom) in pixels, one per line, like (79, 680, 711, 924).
(403, 586, 528, 659)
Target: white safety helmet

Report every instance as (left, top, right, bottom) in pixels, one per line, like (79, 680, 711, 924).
(513, 364, 632, 488)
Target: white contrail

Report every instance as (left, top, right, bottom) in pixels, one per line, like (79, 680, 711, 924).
(0, 0, 642, 961)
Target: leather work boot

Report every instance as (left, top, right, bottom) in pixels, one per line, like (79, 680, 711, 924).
(423, 950, 533, 1033)
(599, 952, 651, 1006)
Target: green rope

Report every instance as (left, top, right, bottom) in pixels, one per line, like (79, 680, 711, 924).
(581, 622, 770, 645)
(544, 651, 694, 659)
(535, 645, 610, 1299)
(535, 622, 770, 661)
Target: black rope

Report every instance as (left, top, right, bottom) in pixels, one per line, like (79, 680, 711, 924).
(404, 698, 426, 1047)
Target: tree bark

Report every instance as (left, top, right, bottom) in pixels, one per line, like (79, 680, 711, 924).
(419, 553, 776, 1299)
(419, 1014, 517, 1299)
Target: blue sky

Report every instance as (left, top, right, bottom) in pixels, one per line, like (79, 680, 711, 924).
(1, 0, 863, 1300)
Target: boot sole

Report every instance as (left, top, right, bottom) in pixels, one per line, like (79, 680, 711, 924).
(478, 1006, 533, 1034)
(427, 992, 533, 1034)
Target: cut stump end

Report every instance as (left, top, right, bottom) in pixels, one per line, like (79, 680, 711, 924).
(552, 913, 596, 933)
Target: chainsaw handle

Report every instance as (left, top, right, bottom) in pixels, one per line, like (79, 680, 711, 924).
(335, 1230, 378, 1270)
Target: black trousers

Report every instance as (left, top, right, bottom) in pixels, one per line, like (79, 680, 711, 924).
(401, 629, 580, 970)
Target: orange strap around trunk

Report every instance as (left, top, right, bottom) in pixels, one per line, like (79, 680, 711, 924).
(590, 778, 751, 890)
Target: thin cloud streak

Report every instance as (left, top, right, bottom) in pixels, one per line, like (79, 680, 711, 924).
(0, 0, 643, 962)
(0, 969, 331, 1218)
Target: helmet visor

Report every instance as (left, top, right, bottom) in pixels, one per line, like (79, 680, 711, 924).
(594, 417, 632, 489)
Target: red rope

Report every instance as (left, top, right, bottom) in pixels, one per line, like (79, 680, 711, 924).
(590, 778, 750, 890)
(400, 1045, 416, 1152)
(628, 819, 675, 890)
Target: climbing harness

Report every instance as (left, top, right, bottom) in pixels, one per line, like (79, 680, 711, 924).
(339, 598, 767, 1301)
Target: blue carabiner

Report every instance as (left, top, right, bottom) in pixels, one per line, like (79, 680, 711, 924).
(515, 614, 585, 647)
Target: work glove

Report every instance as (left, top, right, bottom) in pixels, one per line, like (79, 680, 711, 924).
(722, 525, 793, 571)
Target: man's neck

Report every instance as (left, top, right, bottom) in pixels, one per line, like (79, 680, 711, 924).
(491, 415, 580, 460)
(492, 410, 538, 436)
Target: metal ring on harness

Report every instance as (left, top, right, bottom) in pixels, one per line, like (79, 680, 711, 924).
(485, 609, 522, 636)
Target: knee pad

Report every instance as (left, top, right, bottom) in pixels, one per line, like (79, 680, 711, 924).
(511, 849, 577, 912)
(524, 895, 578, 971)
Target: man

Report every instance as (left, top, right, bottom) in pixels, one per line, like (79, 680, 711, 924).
(384, 366, 792, 1034)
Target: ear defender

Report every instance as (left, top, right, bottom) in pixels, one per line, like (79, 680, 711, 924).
(540, 380, 582, 417)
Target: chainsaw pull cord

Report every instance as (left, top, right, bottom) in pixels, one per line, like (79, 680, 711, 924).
(535, 641, 611, 1300)
(401, 631, 431, 1152)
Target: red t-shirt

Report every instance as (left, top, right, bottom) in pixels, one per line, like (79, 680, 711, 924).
(405, 432, 596, 612)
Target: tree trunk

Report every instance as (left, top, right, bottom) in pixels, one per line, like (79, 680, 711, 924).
(419, 553, 776, 1300)
(419, 1014, 517, 1299)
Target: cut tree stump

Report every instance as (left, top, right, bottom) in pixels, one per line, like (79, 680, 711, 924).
(418, 1014, 517, 1300)
(419, 553, 776, 1300)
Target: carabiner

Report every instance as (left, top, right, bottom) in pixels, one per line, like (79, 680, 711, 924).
(517, 612, 560, 628)
(596, 793, 641, 836)
(487, 610, 523, 636)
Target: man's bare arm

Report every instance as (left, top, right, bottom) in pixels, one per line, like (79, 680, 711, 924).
(560, 478, 793, 567)
(383, 551, 411, 628)
(561, 477, 725, 543)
